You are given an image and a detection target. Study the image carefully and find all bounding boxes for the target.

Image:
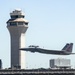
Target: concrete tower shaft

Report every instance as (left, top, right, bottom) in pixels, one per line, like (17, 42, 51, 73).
(7, 9, 29, 69)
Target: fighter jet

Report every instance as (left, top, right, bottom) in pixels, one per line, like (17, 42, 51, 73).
(20, 43, 74, 55)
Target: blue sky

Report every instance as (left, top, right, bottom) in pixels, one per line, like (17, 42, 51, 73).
(0, 0, 75, 69)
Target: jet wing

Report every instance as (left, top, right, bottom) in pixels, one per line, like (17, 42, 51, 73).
(20, 48, 66, 55)
(36, 48, 65, 55)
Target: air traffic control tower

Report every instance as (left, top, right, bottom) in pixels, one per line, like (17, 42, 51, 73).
(7, 9, 29, 69)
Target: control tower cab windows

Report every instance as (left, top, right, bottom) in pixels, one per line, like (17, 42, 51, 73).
(18, 22, 28, 25)
(11, 15, 24, 19)
(25, 23, 28, 25)
(8, 22, 28, 26)
(18, 22, 23, 25)
(10, 22, 17, 26)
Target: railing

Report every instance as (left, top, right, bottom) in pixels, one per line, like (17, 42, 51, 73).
(0, 69, 75, 74)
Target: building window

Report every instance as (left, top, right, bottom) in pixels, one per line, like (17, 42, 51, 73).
(11, 15, 18, 19)
(10, 22, 17, 26)
(25, 23, 28, 25)
(18, 22, 23, 25)
(18, 22, 28, 25)
(11, 15, 24, 19)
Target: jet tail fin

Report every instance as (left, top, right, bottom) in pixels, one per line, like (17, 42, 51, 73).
(62, 43, 73, 53)
(65, 43, 73, 52)
(62, 43, 70, 50)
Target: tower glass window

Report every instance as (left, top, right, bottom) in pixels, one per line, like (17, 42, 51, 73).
(10, 22, 17, 26)
(25, 23, 28, 25)
(11, 15, 24, 19)
(18, 22, 23, 25)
